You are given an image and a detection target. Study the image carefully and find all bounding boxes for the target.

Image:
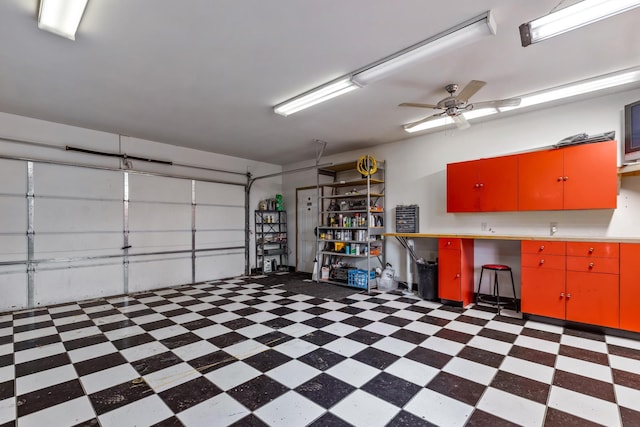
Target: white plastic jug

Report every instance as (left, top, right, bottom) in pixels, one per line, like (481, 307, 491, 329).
(378, 263, 396, 291)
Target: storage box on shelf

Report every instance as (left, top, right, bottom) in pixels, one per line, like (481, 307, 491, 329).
(316, 159, 385, 291)
(255, 210, 288, 274)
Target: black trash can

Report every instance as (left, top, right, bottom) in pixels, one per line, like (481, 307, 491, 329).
(417, 261, 438, 301)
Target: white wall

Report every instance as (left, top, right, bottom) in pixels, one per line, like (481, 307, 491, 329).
(0, 112, 281, 311)
(282, 87, 640, 286)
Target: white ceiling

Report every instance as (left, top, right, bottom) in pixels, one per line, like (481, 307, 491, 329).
(1, 0, 639, 165)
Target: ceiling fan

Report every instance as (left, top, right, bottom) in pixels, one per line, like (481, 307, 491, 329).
(399, 80, 521, 130)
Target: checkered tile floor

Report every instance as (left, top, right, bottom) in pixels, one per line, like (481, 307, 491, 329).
(1, 274, 640, 426)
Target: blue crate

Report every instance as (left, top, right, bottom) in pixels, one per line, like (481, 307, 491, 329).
(347, 269, 375, 289)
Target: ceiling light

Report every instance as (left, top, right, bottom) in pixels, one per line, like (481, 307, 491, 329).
(515, 66, 640, 109)
(38, 0, 88, 40)
(273, 11, 497, 116)
(273, 78, 359, 117)
(353, 12, 496, 86)
(520, 0, 640, 47)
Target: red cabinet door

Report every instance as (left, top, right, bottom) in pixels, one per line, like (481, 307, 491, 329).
(447, 160, 479, 212)
(518, 149, 563, 210)
(479, 155, 518, 212)
(439, 247, 461, 301)
(563, 140, 617, 210)
(620, 244, 640, 332)
(566, 271, 619, 328)
(521, 267, 566, 319)
(438, 238, 474, 306)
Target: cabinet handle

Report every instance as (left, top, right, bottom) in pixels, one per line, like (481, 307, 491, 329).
(563, 176, 568, 181)
(557, 177, 563, 182)
(560, 292, 564, 298)
(539, 245, 545, 251)
(539, 259, 545, 264)
(588, 247, 594, 253)
(567, 293, 571, 299)
(478, 183, 484, 188)
(474, 183, 480, 188)
(589, 262, 594, 269)
(446, 241, 451, 246)
(455, 274, 460, 278)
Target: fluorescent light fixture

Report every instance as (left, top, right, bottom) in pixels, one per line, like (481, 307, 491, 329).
(38, 0, 88, 40)
(273, 78, 359, 117)
(273, 11, 497, 116)
(516, 67, 640, 109)
(353, 12, 496, 86)
(520, 0, 640, 46)
(404, 66, 640, 133)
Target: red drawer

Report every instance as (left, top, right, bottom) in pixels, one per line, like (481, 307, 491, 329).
(521, 253, 565, 270)
(566, 242, 619, 258)
(439, 238, 461, 250)
(521, 240, 566, 256)
(566, 256, 619, 274)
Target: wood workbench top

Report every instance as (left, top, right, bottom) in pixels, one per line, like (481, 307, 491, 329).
(383, 233, 640, 244)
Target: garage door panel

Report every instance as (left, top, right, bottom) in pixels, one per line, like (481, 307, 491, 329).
(128, 256, 192, 292)
(36, 164, 121, 199)
(0, 159, 27, 193)
(0, 268, 27, 312)
(128, 203, 191, 231)
(196, 230, 244, 250)
(35, 199, 122, 232)
(0, 198, 26, 232)
(196, 205, 243, 229)
(196, 181, 244, 205)
(129, 175, 191, 203)
(128, 231, 191, 254)
(196, 252, 244, 281)
(35, 233, 123, 259)
(34, 262, 123, 306)
(0, 236, 27, 262)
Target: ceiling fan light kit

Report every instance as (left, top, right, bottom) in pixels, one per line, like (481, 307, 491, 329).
(273, 11, 496, 117)
(38, 0, 89, 40)
(519, 0, 640, 47)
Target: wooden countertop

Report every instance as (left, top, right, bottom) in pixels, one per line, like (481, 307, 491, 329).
(384, 233, 640, 243)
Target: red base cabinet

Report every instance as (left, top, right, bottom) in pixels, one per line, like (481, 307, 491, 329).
(521, 241, 619, 329)
(438, 238, 474, 306)
(620, 244, 640, 332)
(521, 241, 566, 318)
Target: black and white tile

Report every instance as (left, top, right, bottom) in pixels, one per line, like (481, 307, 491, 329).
(1, 273, 640, 426)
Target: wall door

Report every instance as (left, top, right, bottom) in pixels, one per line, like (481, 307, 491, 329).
(296, 187, 318, 273)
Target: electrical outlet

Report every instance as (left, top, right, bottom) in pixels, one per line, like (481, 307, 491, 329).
(481, 222, 487, 231)
(550, 222, 558, 235)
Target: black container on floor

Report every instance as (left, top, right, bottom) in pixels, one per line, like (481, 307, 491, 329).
(417, 261, 438, 301)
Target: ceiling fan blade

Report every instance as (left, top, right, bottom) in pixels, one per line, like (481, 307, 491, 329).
(457, 80, 486, 102)
(451, 114, 471, 130)
(398, 102, 438, 109)
(404, 112, 445, 128)
(472, 98, 522, 110)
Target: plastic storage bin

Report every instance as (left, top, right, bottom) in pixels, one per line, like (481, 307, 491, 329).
(348, 269, 375, 289)
(417, 261, 438, 300)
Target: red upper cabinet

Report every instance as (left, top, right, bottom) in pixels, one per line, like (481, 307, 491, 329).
(518, 140, 617, 211)
(518, 149, 564, 210)
(447, 155, 518, 213)
(447, 160, 479, 212)
(563, 140, 617, 209)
